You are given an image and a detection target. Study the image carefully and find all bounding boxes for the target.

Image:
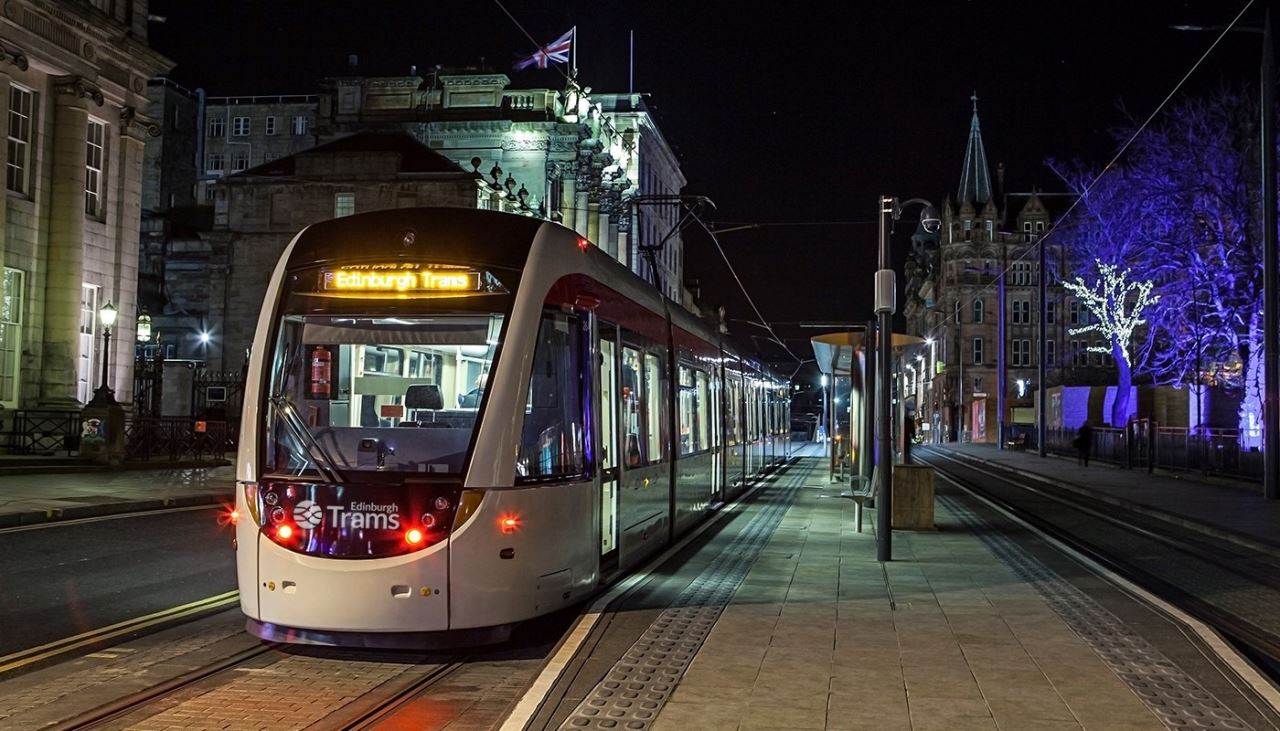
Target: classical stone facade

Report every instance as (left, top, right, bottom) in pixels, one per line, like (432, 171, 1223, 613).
(904, 97, 1113, 442)
(316, 72, 688, 302)
(0, 0, 169, 410)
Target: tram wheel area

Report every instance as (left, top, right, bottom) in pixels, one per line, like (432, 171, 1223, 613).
(917, 447, 1280, 730)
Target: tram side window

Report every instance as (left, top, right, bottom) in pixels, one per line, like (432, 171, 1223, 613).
(644, 352, 664, 462)
(678, 365, 707, 456)
(727, 376, 742, 446)
(622, 346, 645, 465)
(516, 311, 591, 482)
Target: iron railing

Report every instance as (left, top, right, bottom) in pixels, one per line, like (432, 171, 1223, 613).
(999, 422, 1264, 484)
(0, 410, 81, 455)
(124, 417, 231, 462)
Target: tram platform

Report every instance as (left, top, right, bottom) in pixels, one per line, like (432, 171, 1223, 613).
(513, 450, 1280, 731)
(932, 442, 1280, 552)
(0, 463, 234, 527)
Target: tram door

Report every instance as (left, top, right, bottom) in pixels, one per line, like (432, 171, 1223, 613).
(598, 326, 621, 575)
(710, 371, 723, 503)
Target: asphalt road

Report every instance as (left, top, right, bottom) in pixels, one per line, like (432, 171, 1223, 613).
(0, 507, 237, 657)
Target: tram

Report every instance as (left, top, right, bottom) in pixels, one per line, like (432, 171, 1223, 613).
(233, 207, 790, 646)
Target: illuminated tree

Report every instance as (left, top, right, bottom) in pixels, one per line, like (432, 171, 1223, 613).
(1062, 261, 1159, 426)
(1050, 87, 1271, 441)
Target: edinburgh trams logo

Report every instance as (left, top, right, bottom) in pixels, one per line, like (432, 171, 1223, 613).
(293, 500, 324, 529)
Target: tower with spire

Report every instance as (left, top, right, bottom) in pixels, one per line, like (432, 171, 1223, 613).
(902, 93, 1092, 445)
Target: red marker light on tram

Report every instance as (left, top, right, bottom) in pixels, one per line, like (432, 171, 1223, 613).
(405, 528, 425, 545)
(577, 237, 590, 251)
(500, 516, 519, 534)
(276, 524, 294, 540)
(229, 509, 241, 524)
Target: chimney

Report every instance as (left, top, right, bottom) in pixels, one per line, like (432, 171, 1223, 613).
(410, 64, 417, 76)
(996, 162, 1005, 199)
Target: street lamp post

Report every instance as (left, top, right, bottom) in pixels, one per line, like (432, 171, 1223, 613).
(876, 195, 940, 562)
(1038, 229, 1048, 457)
(89, 301, 118, 406)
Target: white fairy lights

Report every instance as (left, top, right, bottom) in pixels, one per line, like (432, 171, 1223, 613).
(1062, 260, 1159, 367)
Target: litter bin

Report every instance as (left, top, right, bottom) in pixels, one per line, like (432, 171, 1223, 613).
(892, 464, 935, 530)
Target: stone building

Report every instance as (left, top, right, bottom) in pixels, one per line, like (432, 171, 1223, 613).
(316, 71, 688, 302)
(199, 131, 478, 369)
(0, 0, 170, 410)
(904, 96, 1111, 442)
(198, 92, 318, 203)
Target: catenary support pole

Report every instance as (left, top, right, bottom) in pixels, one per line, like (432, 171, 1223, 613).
(1038, 229, 1048, 457)
(997, 251, 1007, 448)
(1263, 8, 1278, 499)
(875, 196, 894, 561)
(862, 322, 876, 487)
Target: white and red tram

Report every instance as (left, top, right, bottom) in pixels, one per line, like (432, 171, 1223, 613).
(233, 208, 790, 645)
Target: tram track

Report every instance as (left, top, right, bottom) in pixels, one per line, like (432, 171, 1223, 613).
(917, 448, 1280, 678)
(45, 640, 469, 731)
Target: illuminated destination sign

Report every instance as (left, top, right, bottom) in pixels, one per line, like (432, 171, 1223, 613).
(322, 268, 481, 293)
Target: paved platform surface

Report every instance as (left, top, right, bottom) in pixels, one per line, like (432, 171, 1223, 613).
(934, 443, 1280, 551)
(0, 464, 235, 526)
(535, 454, 1278, 730)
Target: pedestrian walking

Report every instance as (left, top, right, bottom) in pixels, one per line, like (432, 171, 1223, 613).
(1074, 422, 1093, 467)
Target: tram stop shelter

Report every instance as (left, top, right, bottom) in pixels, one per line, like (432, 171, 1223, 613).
(810, 330, 925, 485)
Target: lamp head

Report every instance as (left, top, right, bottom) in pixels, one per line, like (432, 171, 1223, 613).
(919, 204, 942, 234)
(99, 301, 118, 329)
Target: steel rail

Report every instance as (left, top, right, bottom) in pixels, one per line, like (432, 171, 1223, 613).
(918, 450, 1280, 674)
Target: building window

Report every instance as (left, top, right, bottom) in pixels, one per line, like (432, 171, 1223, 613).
(984, 220, 993, 241)
(78, 284, 98, 404)
(1023, 220, 1033, 242)
(6, 85, 33, 195)
(972, 338, 983, 365)
(204, 185, 217, 202)
(1047, 339, 1056, 366)
(1036, 221, 1046, 233)
(1071, 340, 1085, 366)
(1069, 300, 1081, 325)
(954, 299, 962, 324)
(1046, 301, 1056, 324)
(334, 192, 355, 218)
(85, 120, 105, 217)
(0, 268, 23, 406)
(963, 218, 972, 242)
(231, 152, 249, 172)
(1095, 341, 1112, 366)
(206, 153, 225, 173)
(292, 115, 307, 135)
(208, 117, 225, 137)
(974, 299, 984, 323)
(232, 116, 249, 136)
(1011, 299, 1030, 325)
(1020, 339, 1031, 367)
(1012, 339, 1023, 367)
(265, 116, 277, 135)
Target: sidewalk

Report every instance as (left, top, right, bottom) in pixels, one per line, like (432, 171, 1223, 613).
(930, 443, 1280, 552)
(533, 456, 1274, 730)
(0, 463, 235, 527)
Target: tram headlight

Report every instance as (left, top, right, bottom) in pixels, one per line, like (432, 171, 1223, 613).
(405, 528, 425, 545)
(276, 524, 294, 540)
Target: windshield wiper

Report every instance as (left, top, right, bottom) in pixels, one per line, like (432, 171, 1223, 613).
(269, 395, 347, 483)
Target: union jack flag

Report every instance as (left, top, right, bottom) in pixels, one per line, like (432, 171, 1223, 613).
(514, 29, 573, 70)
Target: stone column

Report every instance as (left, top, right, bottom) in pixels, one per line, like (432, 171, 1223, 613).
(561, 175, 577, 231)
(0, 67, 12, 273)
(43, 77, 103, 406)
(110, 107, 159, 403)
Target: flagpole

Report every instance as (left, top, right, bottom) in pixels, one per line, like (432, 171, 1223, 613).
(629, 29, 634, 94)
(571, 25, 578, 80)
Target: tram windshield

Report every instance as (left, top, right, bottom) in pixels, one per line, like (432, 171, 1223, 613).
(265, 314, 504, 477)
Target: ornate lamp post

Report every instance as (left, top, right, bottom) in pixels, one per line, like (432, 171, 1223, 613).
(876, 196, 940, 562)
(88, 301, 118, 406)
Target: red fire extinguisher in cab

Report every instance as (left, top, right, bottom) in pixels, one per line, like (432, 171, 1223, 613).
(309, 346, 331, 399)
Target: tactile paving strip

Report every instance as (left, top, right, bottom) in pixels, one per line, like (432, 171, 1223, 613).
(558, 465, 812, 730)
(940, 495, 1252, 731)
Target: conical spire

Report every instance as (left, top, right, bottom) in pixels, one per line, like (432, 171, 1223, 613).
(957, 92, 992, 206)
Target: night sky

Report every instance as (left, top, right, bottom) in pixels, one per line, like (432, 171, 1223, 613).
(147, 0, 1261, 366)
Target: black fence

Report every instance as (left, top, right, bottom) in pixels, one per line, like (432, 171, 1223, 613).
(0, 410, 81, 456)
(124, 417, 232, 462)
(1000, 421, 1264, 483)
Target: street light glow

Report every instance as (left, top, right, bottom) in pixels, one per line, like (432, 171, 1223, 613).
(820, 375, 828, 387)
(199, 331, 211, 344)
